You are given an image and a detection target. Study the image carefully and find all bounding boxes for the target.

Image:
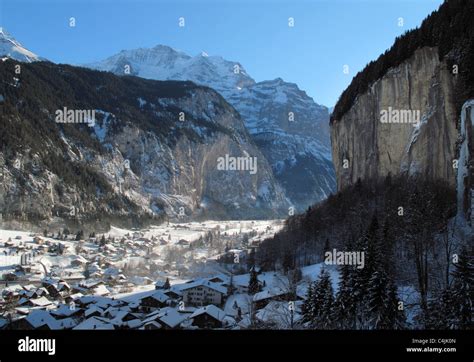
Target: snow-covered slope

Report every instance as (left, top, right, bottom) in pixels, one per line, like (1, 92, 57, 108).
(88, 46, 336, 210)
(226, 78, 335, 206)
(88, 46, 255, 99)
(0, 27, 42, 62)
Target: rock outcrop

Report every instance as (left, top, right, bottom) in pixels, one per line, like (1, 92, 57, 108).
(331, 46, 458, 191)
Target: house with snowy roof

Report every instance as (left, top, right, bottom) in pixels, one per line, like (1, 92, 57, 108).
(11, 309, 78, 330)
(141, 307, 190, 329)
(139, 291, 170, 312)
(180, 280, 227, 306)
(189, 305, 227, 329)
(73, 316, 115, 330)
(253, 287, 295, 309)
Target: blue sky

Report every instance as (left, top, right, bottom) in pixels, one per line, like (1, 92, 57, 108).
(1, 0, 443, 106)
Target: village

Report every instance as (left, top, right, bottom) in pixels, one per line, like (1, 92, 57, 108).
(0, 219, 337, 330)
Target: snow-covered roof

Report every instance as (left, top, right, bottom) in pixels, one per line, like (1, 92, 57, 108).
(79, 279, 103, 289)
(74, 316, 115, 330)
(253, 287, 287, 302)
(146, 291, 169, 304)
(25, 310, 77, 329)
(178, 280, 227, 295)
(71, 255, 87, 263)
(141, 307, 189, 329)
(78, 295, 116, 308)
(29, 296, 53, 307)
(85, 305, 104, 318)
(93, 284, 110, 296)
(190, 305, 226, 322)
(51, 304, 80, 317)
(142, 320, 162, 329)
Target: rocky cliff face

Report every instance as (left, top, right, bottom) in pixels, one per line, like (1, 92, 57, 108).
(227, 78, 335, 209)
(0, 60, 289, 229)
(88, 47, 335, 211)
(331, 46, 459, 191)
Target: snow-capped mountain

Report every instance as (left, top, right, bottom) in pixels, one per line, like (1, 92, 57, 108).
(88, 46, 255, 99)
(0, 27, 42, 62)
(88, 47, 336, 210)
(226, 78, 335, 207)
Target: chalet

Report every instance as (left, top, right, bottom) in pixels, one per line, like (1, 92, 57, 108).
(64, 292, 83, 304)
(18, 296, 52, 308)
(164, 289, 181, 299)
(19, 285, 41, 299)
(42, 279, 61, 297)
(253, 288, 294, 309)
(142, 320, 162, 330)
(84, 305, 104, 319)
(189, 305, 226, 329)
(105, 309, 140, 328)
(141, 308, 189, 329)
(181, 280, 227, 306)
(139, 291, 170, 312)
(71, 255, 87, 267)
(50, 304, 83, 319)
(74, 316, 115, 330)
(177, 239, 189, 246)
(13, 310, 77, 330)
(92, 284, 110, 296)
(57, 280, 71, 293)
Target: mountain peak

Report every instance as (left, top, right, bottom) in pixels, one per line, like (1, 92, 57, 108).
(0, 28, 42, 63)
(151, 44, 181, 53)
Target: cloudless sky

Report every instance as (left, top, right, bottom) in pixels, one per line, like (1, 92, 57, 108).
(1, 0, 443, 106)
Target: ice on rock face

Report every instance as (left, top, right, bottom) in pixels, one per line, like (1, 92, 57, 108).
(457, 99, 474, 224)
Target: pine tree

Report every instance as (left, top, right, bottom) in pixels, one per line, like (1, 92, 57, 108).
(247, 248, 256, 271)
(386, 279, 406, 329)
(426, 288, 457, 329)
(310, 268, 335, 329)
(352, 214, 382, 329)
(228, 274, 235, 295)
(450, 247, 473, 329)
(302, 282, 315, 324)
(163, 277, 170, 290)
(333, 263, 357, 329)
(75, 230, 83, 241)
(248, 268, 260, 295)
(366, 227, 405, 329)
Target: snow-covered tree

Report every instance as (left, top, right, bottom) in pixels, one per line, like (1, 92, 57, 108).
(304, 268, 334, 329)
(333, 263, 357, 329)
(302, 282, 314, 324)
(248, 268, 260, 295)
(451, 247, 473, 329)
